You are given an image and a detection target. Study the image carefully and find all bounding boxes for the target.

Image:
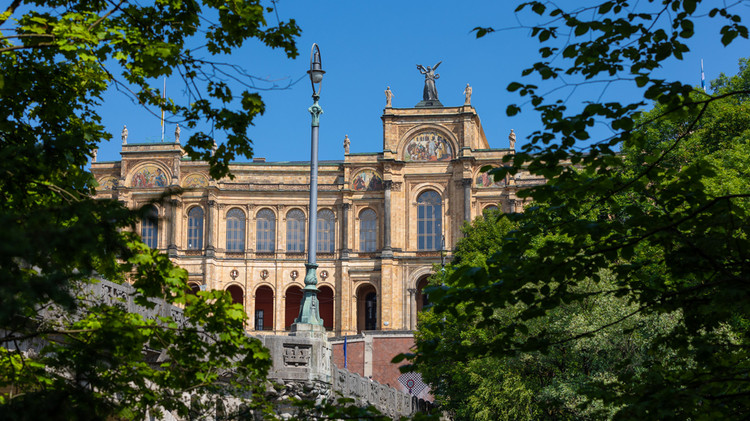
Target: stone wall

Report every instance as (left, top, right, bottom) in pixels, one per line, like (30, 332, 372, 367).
(332, 365, 431, 419)
(8, 279, 433, 418)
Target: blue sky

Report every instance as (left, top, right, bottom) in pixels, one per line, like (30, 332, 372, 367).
(94, 1, 750, 164)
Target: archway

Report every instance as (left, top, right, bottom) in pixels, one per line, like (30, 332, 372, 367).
(356, 284, 378, 333)
(187, 282, 201, 296)
(416, 276, 430, 313)
(284, 285, 303, 330)
(226, 285, 244, 307)
(254, 286, 274, 331)
(318, 285, 334, 331)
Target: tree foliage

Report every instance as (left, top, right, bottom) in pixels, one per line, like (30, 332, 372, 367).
(415, 214, 680, 420)
(1, 0, 299, 419)
(409, 1, 750, 418)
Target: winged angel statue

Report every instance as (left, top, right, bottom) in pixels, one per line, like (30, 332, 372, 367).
(417, 61, 441, 101)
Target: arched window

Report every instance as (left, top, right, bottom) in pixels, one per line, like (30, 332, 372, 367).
(483, 205, 499, 216)
(256, 209, 275, 252)
(141, 205, 158, 249)
(359, 209, 377, 252)
(417, 191, 442, 251)
(317, 209, 335, 253)
(226, 208, 245, 252)
(187, 207, 204, 250)
(286, 209, 305, 253)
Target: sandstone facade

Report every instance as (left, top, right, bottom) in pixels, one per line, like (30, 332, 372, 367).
(92, 105, 540, 337)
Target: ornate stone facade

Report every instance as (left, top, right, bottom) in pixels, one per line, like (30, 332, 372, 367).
(91, 104, 541, 337)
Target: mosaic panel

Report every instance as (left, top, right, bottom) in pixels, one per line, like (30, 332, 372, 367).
(404, 131, 452, 162)
(475, 171, 506, 188)
(183, 173, 209, 188)
(131, 165, 168, 188)
(98, 176, 118, 190)
(351, 170, 383, 191)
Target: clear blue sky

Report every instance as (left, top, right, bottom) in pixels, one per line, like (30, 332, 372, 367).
(95, 1, 750, 164)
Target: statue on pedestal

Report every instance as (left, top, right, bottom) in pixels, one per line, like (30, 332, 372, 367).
(385, 87, 394, 108)
(417, 62, 441, 101)
(343, 135, 350, 154)
(121, 125, 128, 145)
(509, 129, 516, 150)
(463, 83, 472, 105)
(175, 124, 180, 144)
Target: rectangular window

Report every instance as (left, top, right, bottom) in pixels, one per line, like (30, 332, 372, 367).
(255, 310, 264, 331)
(256, 218, 275, 252)
(142, 219, 157, 248)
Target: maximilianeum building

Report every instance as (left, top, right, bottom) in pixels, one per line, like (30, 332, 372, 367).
(91, 101, 540, 339)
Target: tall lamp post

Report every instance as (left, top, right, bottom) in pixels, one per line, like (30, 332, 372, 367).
(294, 44, 325, 329)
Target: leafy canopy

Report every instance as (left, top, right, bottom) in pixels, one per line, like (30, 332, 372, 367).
(409, 1, 750, 418)
(0, 0, 300, 419)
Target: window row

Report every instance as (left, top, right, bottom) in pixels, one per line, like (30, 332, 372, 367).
(140, 206, 380, 253)
(140, 189, 444, 252)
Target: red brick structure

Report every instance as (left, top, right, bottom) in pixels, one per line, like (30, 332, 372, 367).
(330, 331, 430, 400)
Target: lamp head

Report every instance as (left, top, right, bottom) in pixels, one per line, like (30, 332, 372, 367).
(308, 43, 325, 97)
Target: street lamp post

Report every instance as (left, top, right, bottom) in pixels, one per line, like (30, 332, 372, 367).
(294, 44, 325, 329)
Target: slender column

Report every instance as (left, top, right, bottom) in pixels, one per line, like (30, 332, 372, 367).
(341, 203, 350, 258)
(462, 178, 472, 222)
(206, 200, 216, 257)
(407, 288, 417, 330)
(167, 199, 179, 256)
(383, 180, 392, 253)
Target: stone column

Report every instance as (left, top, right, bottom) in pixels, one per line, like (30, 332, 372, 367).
(206, 200, 216, 257)
(462, 178, 472, 223)
(383, 180, 392, 255)
(167, 199, 179, 257)
(341, 203, 350, 259)
(407, 288, 417, 330)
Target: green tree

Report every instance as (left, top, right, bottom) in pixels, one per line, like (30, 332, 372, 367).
(415, 214, 680, 420)
(409, 1, 750, 418)
(0, 1, 299, 419)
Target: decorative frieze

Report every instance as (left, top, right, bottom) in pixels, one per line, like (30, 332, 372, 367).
(282, 344, 311, 367)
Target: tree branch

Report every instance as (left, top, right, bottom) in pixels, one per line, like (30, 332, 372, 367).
(0, 0, 22, 28)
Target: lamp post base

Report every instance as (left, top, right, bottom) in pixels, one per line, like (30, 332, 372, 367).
(294, 263, 324, 327)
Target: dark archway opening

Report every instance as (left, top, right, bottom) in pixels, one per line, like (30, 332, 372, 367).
(226, 285, 244, 307)
(188, 282, 201, 296)
(318, 285, 334, 331)
(254, 286, 274, 331)
(417, 276, 430, 313)
(356, 284, 377, 333)
(284, 285, 303, 330)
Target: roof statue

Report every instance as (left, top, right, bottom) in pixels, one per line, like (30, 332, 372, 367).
(121, 125, 128, 145)
(509, 129, 516, 150)
(415, 62, 443, 108)
(343, 135, 350, 154)
(175, 124, 181, 144)
(385, 87, 394, 108)
(463, 83, 472, 106)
